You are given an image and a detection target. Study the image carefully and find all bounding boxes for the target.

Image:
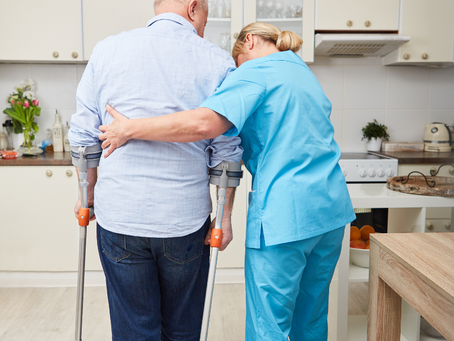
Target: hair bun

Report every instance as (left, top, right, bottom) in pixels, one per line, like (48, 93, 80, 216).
(276, 31, 303, 53)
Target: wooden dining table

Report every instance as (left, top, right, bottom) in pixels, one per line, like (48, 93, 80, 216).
(367, 232, 454, 341)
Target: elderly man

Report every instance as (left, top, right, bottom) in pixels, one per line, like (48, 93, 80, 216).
(68, 0, 243, 339)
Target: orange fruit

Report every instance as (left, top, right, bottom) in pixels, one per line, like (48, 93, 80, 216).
(350, 226, 361, 241)
(365, 239, 370, 247)
(350, 239, 366, 249)
(360, 225, 375, 241)
(365, 245, 370, 249)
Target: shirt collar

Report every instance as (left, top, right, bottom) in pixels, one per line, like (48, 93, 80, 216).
(147, 13, 197, 35)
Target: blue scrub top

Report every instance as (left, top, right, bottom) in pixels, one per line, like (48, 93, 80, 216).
(201, 51, 356, 249)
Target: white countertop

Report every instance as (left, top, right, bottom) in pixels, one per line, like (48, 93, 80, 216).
(347, 184, 454, 209)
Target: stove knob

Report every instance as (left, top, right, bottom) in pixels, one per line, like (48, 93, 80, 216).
(342, 168, 347, 177)
(385, 169, 395, 177)
(377, 169, 385, 177)
(359, 169, 367, 178)
(368, 169, 376, 177)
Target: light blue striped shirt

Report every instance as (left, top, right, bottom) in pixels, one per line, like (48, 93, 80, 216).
(69, 13, 243, 238)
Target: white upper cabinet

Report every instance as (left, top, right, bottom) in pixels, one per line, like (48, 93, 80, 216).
(0, 0, 83, 62)
(83, 0, 155, 60)
(383, 0, 454, 66)
(240, 0, 314, 63)
(315, 0, 399, 31)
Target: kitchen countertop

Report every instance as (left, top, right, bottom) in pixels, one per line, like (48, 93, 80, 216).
(0, 152, 73, 166)
(372, 150, 454, 164)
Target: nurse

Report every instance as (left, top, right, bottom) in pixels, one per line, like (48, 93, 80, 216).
(99, 22, 355, 341)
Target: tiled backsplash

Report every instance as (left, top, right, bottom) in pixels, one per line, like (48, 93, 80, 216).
(1, 57, 453, 152)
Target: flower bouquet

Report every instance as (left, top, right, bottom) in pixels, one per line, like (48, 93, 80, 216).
(3, 79, 42, 155)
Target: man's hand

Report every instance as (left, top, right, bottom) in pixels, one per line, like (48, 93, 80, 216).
(204, 218, 233, 251)
(74, 197, 96, 221)
(99, 105, 130, 158)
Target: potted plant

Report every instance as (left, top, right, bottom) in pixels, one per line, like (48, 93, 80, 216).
(3, 79, 41, 155)
(361, 119, 390, 151)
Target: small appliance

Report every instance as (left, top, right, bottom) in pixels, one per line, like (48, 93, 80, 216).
(424, 122, 452, 153)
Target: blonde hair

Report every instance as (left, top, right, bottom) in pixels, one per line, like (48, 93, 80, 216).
(232, 22, 303, 66)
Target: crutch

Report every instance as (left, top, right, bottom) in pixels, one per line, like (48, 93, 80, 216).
(200, 161, 243, 341)
(70, 145, 102, 341)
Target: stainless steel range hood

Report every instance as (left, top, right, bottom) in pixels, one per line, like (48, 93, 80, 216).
(314, 34, 410, 57)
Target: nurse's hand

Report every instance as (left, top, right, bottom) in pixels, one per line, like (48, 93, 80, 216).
(205, 218, 233, 251)
(99, 105, 131, 158)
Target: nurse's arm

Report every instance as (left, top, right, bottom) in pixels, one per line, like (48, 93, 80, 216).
(99, 105, 233, 158)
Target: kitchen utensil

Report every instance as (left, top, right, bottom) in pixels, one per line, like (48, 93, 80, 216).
(424, 122, 452, 152)
(3, 120, 14, 150)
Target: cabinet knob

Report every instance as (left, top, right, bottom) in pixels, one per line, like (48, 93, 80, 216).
(233, 32, 239, 39)
(403, 53, 410, 60)
(422, 53, 429, 60)
(66, 170, 73, 177)
(346, 20, 353, 27)
(46, 170, 53, 177)
(449, 167, 454, 175)
(71, 52, 79, 59)
(430, 167, 437, 176)
(426, 223, 434, 230)
(445, 223, 451, 230)
(52, 51, 59, 58)
(364, 20, 371, 27)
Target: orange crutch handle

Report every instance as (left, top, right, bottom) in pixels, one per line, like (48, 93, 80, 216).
(210, 228, 222, 248)
(78, 208, 90, 226)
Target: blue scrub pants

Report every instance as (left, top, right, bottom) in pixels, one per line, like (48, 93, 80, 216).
(244, 226, 345, 341)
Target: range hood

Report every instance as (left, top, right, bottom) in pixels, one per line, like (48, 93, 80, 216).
(314, 34, 410, 57)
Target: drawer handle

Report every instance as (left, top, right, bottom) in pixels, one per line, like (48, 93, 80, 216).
(364, 20, 371, 27)
(426, 223, 434, 230)
(52, 51, 59, 58)
(72, 52, 79, 59)
(403, 53, 410, 60)
(346, 20, 353, 27)
(422, 53, 429, 60)
(46, 170, 53, 177)
(233, 32, 239, 39)
(66, 170, 73, 177)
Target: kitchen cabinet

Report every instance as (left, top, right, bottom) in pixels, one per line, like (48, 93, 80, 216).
(383, 0, 454, 67)
(0, 0, 83, 62)
(315, 0, 399, 32)
(0, 166, 101, 272)
(240, 0, 314, 63)
(82, 0, 155, 60)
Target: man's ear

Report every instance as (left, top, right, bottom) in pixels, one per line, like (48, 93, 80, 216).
(187, 0, 198, 22)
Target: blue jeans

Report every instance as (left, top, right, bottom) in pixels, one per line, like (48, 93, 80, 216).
(97, 218, 210, 341)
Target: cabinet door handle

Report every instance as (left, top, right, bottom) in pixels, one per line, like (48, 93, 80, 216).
(422, 53, 429, 60)
(52, 51, 59, 58)
(364, 20, 371, 27)
(449, 167, 454, 175)
(233, 32, 239, 39)
(46, 170, 53, 177)
(72, 52, 79, 59)
(403, 53, 410, 60)
(426, 223, 434, 230)
(346, 20, 353, 27)
(66, 170, 73, 177)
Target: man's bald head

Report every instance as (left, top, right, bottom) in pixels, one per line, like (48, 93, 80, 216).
(154, 0, 208, 37)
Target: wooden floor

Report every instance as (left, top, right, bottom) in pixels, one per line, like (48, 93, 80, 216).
(0, 283, 368, 341)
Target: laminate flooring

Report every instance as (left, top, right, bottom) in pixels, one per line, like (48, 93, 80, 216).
(0, 283, 368, 341)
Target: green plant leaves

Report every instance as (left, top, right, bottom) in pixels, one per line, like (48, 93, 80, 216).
(3, 108, 26, 124)
(361, 119, 390, 142)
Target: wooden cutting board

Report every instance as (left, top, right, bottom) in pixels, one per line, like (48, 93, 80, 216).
(387, 176, 454, 197)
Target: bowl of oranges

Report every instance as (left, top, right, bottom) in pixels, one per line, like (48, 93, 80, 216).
(350, 225, 375, 268)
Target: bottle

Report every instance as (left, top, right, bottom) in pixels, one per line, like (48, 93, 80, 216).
(52, 110, 64, 152)
(63, 121, 70, 152)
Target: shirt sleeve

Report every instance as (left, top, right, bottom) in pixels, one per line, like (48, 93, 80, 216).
(200, 64, 266, 137)
(68, 55, 102, 147)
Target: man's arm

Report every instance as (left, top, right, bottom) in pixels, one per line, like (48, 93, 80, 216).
(205, 187, 236, 251)
(73, 168, 98, 221)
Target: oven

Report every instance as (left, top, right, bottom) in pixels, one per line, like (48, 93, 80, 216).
(339, 152, 399, 233)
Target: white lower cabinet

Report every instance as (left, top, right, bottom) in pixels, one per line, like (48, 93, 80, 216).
(0, 166, 100, 271)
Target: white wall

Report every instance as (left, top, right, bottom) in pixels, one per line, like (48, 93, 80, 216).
(1, 57, 454, 151)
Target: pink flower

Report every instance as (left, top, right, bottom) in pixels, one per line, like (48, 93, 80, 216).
(17, 101, 21, 106)
(11, 99, 15, 105)
(32, 99, 39, 106)
(23, 100, 29, 108)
